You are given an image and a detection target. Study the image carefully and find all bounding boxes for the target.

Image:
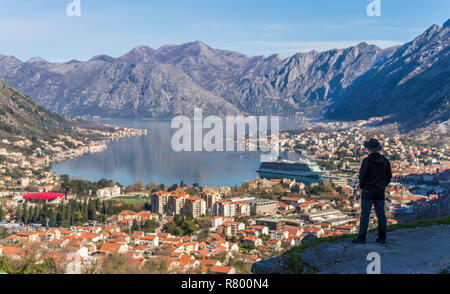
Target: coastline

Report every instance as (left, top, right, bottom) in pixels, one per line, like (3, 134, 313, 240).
(0, 121, 148, 193)
(48, 123, 149, 173)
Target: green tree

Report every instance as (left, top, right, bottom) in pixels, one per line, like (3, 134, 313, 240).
(87, 199, 96, 220)
(101, 200, 107, 215)
(147, 181, 157, 191)
(22, 203, 29, 224)
(168, 184, 178, 192)
(0, 255, 59, 274)
(31, 205, 39, 223)
(128, 180, 143, 192)
(131, 219, 140, 231)
(15, 205, 22, 222)
(143, 219, 159, 233)
(163, 221, 183, 236)
(0, 205, 5, 221)
(49, 209, 57, 227)
(181, 219, 198, 236)
(61, 174, 70, 188)
(271, 183, 284, 194)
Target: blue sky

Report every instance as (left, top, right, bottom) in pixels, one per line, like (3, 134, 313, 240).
(0, 0, 448, 62)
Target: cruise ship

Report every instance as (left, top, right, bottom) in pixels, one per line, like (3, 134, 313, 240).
(257, 158, 323, 178)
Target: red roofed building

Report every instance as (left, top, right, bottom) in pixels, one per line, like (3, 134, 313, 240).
(23, 192, 65, 201)
(210, 265, 235, 274)
(99, 243, 127, 255)
(0, 246, 26, 258)
(242, 236, 262, 247)
(341, 186, 354, 196)
(118, 210, 138, 221)
(139, 235, 159, 247)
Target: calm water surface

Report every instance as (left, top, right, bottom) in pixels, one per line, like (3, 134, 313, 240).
(52, 119, 305, 186)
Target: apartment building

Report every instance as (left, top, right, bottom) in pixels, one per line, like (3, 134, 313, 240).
(151, 191, 169, 215)
(168, 194, 185, 215)
(244, 198, 278, 216)
(184, 197, 206, 218)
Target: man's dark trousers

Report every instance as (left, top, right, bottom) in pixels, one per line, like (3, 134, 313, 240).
(358, 190, 387, 241)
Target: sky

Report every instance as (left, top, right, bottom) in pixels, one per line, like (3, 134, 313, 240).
(0, 0, 448, 62)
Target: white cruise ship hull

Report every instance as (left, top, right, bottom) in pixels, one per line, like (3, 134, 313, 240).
(257, 168, 321, 178)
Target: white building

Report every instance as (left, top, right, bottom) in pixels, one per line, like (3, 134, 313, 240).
(211, 216, 223, 230)
(97, 186, 121, 198)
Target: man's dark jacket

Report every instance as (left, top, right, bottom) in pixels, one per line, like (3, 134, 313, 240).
(359, 152, 392, 199)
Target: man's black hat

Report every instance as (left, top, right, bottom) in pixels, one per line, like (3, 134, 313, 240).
(364, 138, 382, 152)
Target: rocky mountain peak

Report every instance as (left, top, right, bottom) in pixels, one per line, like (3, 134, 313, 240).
(265, 53, 284, 62)
(118, 45, 155, 63)
(444, 18, 450, 28)
(356, 41, 369, 48)
(65, 59, 81, 64)
(89, 55, 116, 63)
(25, 56, 48, 64)
(422, 23, 442, 39)
(186, 40, 209, 49)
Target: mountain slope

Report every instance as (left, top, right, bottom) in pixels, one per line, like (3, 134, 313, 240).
(0, 78, 67, 139)
(222, 42, 397, 115)
(327, 22, 450, 129)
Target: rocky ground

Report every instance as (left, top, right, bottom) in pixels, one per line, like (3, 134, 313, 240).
(301, 225, 450, 274)
(252, 224, 450, 274)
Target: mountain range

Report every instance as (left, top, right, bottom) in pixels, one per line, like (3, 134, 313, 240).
(0, 20, 448, 130)
(327, 20, 450, 130)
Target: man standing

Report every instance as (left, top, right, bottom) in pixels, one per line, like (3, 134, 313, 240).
(352, 138, 392, 244)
